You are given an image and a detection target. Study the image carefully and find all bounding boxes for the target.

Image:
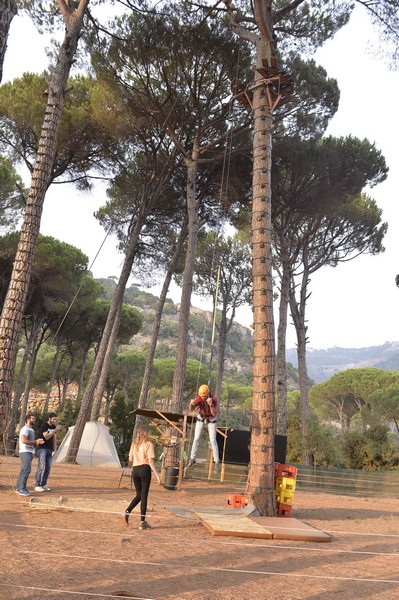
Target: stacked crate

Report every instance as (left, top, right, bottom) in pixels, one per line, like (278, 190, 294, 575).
(227, 494, 249, 508)
(274, 463, 297, 517)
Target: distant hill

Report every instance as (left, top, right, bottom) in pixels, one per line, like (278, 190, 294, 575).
(286, 342, 399, 383)
(97, 279, 399, 386)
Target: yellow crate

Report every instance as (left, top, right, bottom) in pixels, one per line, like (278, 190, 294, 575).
(275, 476, 296, 493)
(275, 489, 295, 505)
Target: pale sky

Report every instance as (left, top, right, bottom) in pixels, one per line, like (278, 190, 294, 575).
(3, 7, 399, 350)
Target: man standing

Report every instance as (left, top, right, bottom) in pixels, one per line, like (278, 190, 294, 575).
(186, 384, 221, 473)
(16, 413, 44, 496)
(35, 412, 62, 492)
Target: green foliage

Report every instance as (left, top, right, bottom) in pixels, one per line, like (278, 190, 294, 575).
(107, 350, 146, 400)
(310, 368, 399, 432)
(0, 73, 120, 188)
(341, 425, 399, 470)
(0, 155, 26, 232)
(118, 304, 144, 343)
(306, 415, 343, 467)
(109, 391, 136, 464)
(56, 397, 82, 442)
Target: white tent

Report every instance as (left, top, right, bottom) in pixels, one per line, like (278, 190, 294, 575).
(54, 421, 121, 468)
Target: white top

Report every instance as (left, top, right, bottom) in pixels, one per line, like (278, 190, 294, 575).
(19, 424, 35, 454)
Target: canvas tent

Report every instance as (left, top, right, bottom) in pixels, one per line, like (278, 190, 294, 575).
(54, 421, 121, 468)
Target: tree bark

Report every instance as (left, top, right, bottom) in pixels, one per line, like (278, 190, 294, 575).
(248, 36, 276, 517)
(0, 0, 89, 451)
(0, 0, 17, 84)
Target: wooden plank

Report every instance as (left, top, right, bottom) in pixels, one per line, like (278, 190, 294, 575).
(249, 516, 331, 542)
(195, 511, 273, 539)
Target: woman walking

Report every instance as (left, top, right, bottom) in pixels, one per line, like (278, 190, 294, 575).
(123, 426, 160, 529)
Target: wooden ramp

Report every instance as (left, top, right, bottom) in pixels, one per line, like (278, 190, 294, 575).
(195, 510, 331, 542)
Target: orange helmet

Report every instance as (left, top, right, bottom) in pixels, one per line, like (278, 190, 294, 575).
(198, 384, 210, 398)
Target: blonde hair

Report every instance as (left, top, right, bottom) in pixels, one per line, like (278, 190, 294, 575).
(134, 426, 149, 450)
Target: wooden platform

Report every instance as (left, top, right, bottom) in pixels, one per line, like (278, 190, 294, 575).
(195, 510, 331, 542)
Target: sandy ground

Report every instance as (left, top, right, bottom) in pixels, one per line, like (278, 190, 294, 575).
(1, 455, 399, 600)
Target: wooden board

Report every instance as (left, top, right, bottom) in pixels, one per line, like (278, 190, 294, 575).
(249, 516, 331, 542)
(195, 511, 273, 539)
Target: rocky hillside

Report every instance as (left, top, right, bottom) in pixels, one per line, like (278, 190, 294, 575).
(99, 280, 255, 385)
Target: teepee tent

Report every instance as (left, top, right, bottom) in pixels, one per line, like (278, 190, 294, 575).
(55, 421, 121, 468)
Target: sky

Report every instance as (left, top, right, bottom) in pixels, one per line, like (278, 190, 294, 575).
(2, 6, 399, 350)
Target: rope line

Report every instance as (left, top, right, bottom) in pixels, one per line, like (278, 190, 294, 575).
(2, 511, 399, 540)
(1, 548, 398, 586)
(2, 519, 399, 548)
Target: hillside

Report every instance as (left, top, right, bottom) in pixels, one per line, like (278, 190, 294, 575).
(99, 280, 255, 386)
(98, 279, 399, 386)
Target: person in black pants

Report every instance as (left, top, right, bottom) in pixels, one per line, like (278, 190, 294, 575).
(123, 426, 160, 530)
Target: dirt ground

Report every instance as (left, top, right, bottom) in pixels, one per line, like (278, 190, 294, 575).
(1, 455, 399, 600)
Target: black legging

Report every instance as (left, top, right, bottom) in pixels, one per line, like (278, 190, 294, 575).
(126, 464, 152, 522)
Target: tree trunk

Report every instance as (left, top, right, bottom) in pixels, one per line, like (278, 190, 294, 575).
(43, 345, 61, 415)
(0, 0, 17, 84)
(133, 215, 188, 438)
(289, 268, 312, 465)
(90, 312, 121, 421)
(64, 201, 148, 463)
(171, 148, 200, 413)
(0, 0, 89, 450)
(76, 347, 88, 400)
(61, 354, 74, 412)
(215, 304, 235, 404)
(18, 335, 41, 429)
(5, 323, 35, 451)
(275, 263, 290, 435)
(248, 38, 276, 516)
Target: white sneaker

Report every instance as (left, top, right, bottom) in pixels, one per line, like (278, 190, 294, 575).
(34, 486, 45, 492)
(42, 486, 51, 491)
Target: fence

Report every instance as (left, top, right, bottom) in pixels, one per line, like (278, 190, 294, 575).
(295, 465, 399, 498)
(185, 457, 399, 498)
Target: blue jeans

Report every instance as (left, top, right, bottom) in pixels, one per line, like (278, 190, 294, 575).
(16, 452, 33, 491)
(35, 448, 53, 487)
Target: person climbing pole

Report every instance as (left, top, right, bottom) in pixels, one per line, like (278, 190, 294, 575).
(186, 384, 220, 473)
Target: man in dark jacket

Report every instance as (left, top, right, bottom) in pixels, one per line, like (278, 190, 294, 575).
(35, 412, 62, 492)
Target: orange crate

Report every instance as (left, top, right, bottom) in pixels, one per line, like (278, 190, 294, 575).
(274, 463, 297, 480)
(277, 502, 292, 518)
(227, 494, 248, 509)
